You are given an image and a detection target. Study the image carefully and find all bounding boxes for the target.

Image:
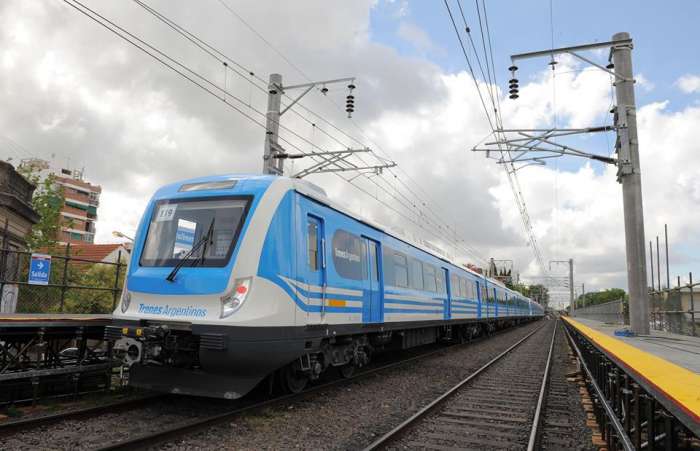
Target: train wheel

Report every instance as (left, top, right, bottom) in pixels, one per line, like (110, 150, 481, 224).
(338, 363, 356, 378)
(283, 365, 308, 394)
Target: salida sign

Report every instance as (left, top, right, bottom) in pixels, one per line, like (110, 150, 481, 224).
(28, 254, 51, 285)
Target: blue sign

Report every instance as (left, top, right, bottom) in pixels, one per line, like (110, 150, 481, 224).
(29, 254, 51, 285)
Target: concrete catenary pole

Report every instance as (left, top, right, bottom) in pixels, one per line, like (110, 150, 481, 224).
(612, 32, 650, 334)
(569, 258, 574, 313)
(263, 73, 283, 175)
(665, 224, 670, 289)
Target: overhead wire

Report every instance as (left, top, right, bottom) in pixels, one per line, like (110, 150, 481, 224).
(65, 0, 490, 264)
(445, 0, 548, 274)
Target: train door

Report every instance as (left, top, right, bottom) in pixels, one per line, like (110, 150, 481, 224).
(363, 237, 383, 324)
(475, 280, 482, 319)
(440, 268, 450, 320)
(493, 288, 499, 317)
(306, 215, 327, 324)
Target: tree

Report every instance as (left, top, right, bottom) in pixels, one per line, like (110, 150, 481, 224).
(17, 163, 66, 250)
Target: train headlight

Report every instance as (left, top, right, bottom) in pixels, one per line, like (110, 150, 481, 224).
(220, 277, 252, 318)
(121, 290, 131, 313)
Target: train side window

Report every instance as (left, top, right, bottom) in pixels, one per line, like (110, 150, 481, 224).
(307, 219, 319, 271)
(422, 263, 437, 292)
(459, 278, 467, 298)
(409, 258, 423, 290)
(332, 229, 366, 280)
(450, 274, 459, 296)
(436, 269, 446, 294)
(394, 252, 409, 288)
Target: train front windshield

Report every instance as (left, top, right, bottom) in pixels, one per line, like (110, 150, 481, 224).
(140, 197, 250, 268)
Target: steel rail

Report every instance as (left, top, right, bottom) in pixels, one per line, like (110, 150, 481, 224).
(562, 322, 635, 451)
(94, 320, 544, 451)
(362, 320, 552, 450)
(526, 319, 558, 451)
(0, 393, 166, 436)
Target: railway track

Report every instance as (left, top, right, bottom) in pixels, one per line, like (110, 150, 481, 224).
(0, 392, 166, 436)
(363, 318, 558, 450)
(539, 321, 593, 450)
(0, 320, 544, 450)
(92, 321, 541, 451)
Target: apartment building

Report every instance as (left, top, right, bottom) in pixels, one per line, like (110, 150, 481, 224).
(56, 173, 101, 244)
(20, 158, 101, 245)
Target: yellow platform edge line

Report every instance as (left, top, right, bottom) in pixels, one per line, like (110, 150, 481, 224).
(563, 316, 700, 419)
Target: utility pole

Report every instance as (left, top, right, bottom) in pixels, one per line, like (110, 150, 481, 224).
(612, 32, 649, 335)
(665, 224, 670, 289)
(473, 32, 650, 335)
(569, 258, 574, 314)
(263, 73, 283, 175)
(581, 283, 585, 308)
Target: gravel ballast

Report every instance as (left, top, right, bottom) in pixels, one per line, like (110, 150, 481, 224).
(161, 320, 547, 450)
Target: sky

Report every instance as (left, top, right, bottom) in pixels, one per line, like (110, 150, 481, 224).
(1, 0, 699, 308)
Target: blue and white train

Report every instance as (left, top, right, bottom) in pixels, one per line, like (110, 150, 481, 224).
(107, 174, 543, 398)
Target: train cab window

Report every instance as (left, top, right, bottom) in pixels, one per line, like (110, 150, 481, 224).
(307, 219, 319, 271)
(422, 263, 437, 292)
(141, 196, 250, 268)
(409, 258, 423, 290)
(393, 252, 409, 287)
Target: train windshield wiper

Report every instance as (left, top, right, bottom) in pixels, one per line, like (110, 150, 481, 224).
(165, 218, 215, 282)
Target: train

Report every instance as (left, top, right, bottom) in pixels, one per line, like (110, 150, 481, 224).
(106, 174, 544, 398)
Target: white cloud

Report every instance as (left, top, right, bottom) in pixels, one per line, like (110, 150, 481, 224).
(1, 0, 699, 299)
(676, 74, 700, 94)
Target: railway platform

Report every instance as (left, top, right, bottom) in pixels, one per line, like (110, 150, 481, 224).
(563, 316, 700, 449)
(0, 314, 115, 405)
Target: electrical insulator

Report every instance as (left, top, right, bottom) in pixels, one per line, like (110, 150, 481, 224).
(508, 66, 519, 99)
(321, 85, 328, 95)
(346, 83, 356, 118)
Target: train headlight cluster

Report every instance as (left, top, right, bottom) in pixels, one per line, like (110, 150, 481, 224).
(121, 290, 131, 313)
(220, 277, 252, 318)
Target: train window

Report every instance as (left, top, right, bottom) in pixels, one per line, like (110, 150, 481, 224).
(450, 274, 459, 296)
(436, 269, 446, 294)
(382, 247, 395, 286)
(459, 278, 468, 298)
(469, 280, 476, 299)
(307, 219, 319, 271)
(409, 258, 423, 290)
(141, 196, 250, 268)
(393, 252, 409, 288)
(332, 230, 366, 280)
(422, 263, 437, 292)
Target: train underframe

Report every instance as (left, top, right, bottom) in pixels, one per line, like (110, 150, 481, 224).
(106, 316, 537, 399)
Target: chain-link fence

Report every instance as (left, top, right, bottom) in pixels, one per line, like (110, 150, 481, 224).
(572, 299, 627, 325)
(0, 244, 125, 314)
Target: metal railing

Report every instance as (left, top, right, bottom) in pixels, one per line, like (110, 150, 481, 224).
(0, 244, 125, 314)
(649, 273, 698, 337)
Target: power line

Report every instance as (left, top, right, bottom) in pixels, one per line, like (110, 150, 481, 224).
(64, 0, 489, 265)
